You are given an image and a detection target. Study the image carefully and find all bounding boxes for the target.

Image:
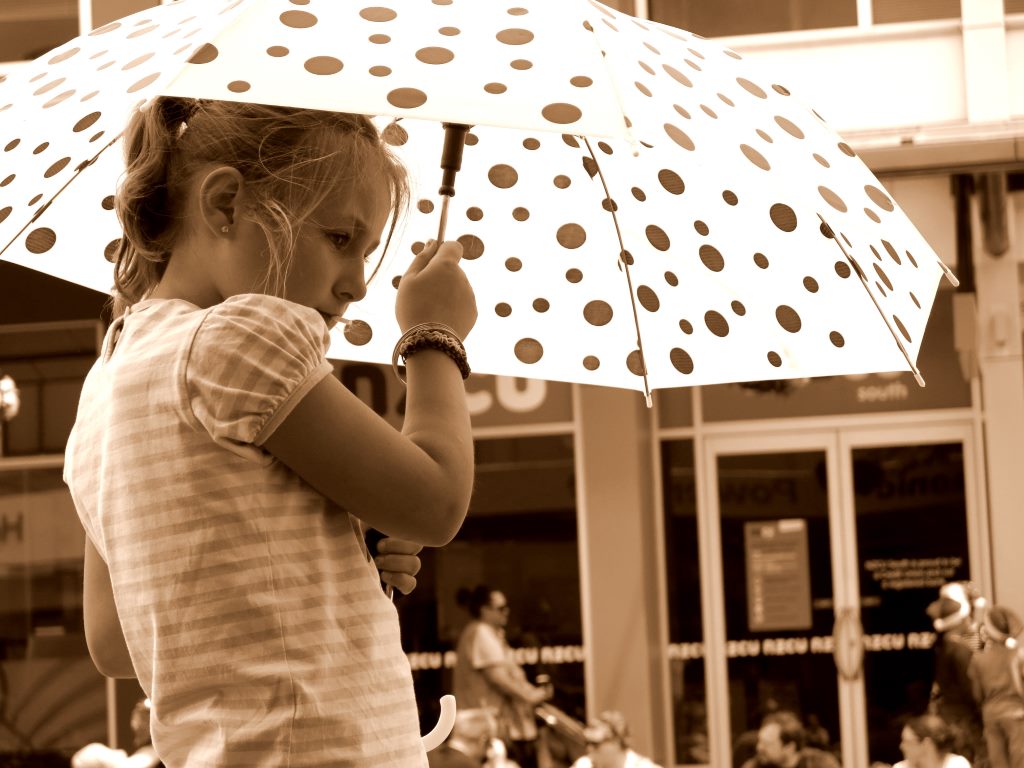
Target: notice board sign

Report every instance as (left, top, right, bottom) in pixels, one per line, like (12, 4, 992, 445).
(745, 519, 812, 632)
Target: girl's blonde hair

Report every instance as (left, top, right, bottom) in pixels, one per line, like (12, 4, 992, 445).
(111, 97, 409, 317)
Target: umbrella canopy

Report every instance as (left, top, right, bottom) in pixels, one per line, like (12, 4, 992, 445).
(0, 0, 954, 397)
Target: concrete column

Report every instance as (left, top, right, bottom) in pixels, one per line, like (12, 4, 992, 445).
(972, 179, 1024, 618)
(960, 0, 1010, 123)
(573, 383, 668, 763)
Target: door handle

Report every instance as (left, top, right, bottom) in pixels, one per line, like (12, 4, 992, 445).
(833, 607, 864, 681)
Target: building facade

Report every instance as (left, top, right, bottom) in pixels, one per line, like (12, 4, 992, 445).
(2, 0, 1023, 766)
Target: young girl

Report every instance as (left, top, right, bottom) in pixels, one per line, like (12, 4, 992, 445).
(63, 97, 478, 767)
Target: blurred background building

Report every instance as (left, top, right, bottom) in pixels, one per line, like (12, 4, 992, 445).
(1, 0, 1023, 766)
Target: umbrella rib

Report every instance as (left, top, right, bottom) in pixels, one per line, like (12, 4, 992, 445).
(581, 136, 653, 405)
(818, 213, 926, 387)
(0, 133, 122, 264)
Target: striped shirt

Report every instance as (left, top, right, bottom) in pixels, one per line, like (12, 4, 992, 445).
(64, 294, 427, 767)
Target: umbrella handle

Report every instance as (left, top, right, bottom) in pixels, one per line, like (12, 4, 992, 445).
(436, 123, 471, 242)
(421, 694, 457, 752)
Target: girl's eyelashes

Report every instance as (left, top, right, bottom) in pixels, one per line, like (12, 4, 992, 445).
(326, 230, 352, 250)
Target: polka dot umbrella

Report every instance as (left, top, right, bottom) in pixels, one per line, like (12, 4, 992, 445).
(0, 0, 956, 401)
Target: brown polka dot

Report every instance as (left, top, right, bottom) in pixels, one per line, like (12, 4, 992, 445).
(103, 238, 121, 262)
(49, 46, 80, 64)
(127, 24, 158, 39)
(465, 133, 479, 146)
(583, 356, 600, 371)
(635, 81, 653, 97)
(26, 228, 56, 254)
(343, 320, 373, 346)
(637, 285, 660, 312)
(646, 225, 670, 251)
(663, 64, 692, 87)
(557, 223, 586, 249)
(44, 157, 70, 178)
(0, 207, 10, 224)
(803, 276, 819, 293)
(5, 139, 20, 151)
(33, 142, 49, 154)
(417, 199, 434, 214)
(484, 82, 507, 94)
(639, 61, 656, 76)
(584, 300, 613, 326)
(34, 77, 66, 96)
(497, 28, 533, 44)
(768, 351, 782, 367)
(511, 59, 532, 70)
(281, 9, 318, 27)
(705, 311, 729, 337)
(387, 87, 427, 108)
(773, 84, 791, 96)
(756, 129, 773, 143)
(228, 80, 251, 93)
(369, 34, 390, 43)
(632, 187, 647, 202)
(819, 186, 847, 212)
(865, 208, 881, 224)
(814, 153, 830, 168)
(665, 271, 679, 286)
(673, 104, 691, 120)
(770, 203, 797, 232)
(776, 305, 801, 333)
(0, 174, 13, 187)
(626, 350, 646, 377)
(906, 251, 918, 268)
(532, 298, 550, 313)
(553, 175, 571, 189)
(267, 45, 289, 57)
(488, 164, 518, 188)
(838, 142, 855, 157)
(736, 77, 766, 98)
(359, 7, 397, 22)
(718, 93, 734, 107)
(305, 56, 343, 75)
(679, 319, 694, 334)
(658, 168, 684, 194)
(496, 303, 512, 317)
(723, 190, 738, 205)
(439, 26, 460, 36)
(127, 73, 160, 93)
(505, 257, 522, 271)
(542, 103, 582, 125)
(457, 234, 485, 259)
(700, 244, 724, 272)
(566, 268, 583, 283)
(754, 252, 769, 269)
(466, 207, 483, 222)
(865, 184, 894, 211)
(694, 220, 709, 236)
(370, 65, 391, 77)
(665, 124, 694, 151)
(893, 316, 911, 343)
(741, 144, 770, 171)
(416, 46, 454, 64)
(515, 338, 543, 364)
(835, 261, 851, 278)
(775, 116, 804, 138)
(829, 331, 845, 348)
(571, 75, 593, 87)
(512, 207, 530, 221)
(43, 90, 75, 109)
(601, 198, 618, 212)
(820, 222, 835, 239)
(873, 263, 894, 291)
(508, 7, 529, 15)
(670, 348, 694, 375)
(882, 239, 901, 264)
(731, 301, 746, 316)
(28, 194, 43, 206)
(701, 105, 718, 119)
(597, 141, 613, 155)
(910, 291, 920, 308)
(101, 195, 114, 210)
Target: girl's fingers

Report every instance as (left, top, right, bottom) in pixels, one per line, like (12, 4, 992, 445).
(376, 538, 423, 556)
(380, 571, 417, 595)
(405, 239, 439, 276)
(374, 553, 422, 577)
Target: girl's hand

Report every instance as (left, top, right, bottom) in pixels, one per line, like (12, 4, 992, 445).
(374, 537, 423, 595)
(395, 239, 478, 340)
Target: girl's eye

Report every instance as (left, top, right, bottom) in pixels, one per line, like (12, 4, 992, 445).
(328, 231, 352, 250)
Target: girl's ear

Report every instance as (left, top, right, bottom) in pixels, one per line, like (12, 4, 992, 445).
(197, 166, 246, 237)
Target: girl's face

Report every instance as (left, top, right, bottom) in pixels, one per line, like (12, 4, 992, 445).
(899, 726, 924, 766)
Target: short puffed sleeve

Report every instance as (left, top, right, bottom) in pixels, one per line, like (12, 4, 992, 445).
(185, 294, 334, 458)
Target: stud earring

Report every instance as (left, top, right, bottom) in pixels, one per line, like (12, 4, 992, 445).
(220, 225, 230, 234)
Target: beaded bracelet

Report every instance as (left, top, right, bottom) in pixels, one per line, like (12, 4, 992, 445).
(392, 322, 471, 383)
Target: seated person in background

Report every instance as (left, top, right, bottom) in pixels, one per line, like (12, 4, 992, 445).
(570, 711, 662, 768)
(428, 708, 498, 768)
(72, 697, 161, 768)
(741, 711, 840, 768)
(894, 714, 970, 768)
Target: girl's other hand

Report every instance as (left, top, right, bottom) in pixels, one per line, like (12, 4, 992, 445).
(374, 537, 423, 596)
(395, 239, 477, 340)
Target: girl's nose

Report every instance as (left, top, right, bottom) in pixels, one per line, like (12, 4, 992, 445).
(337, 266, 367, 304)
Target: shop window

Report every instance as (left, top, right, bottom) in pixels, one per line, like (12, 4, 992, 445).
(871, 0, 961, 23)
(0, 466, 106, 761)
(661, 439, 707, 765)
(395, 433, 584, 755)
(647, 0, 856, 37)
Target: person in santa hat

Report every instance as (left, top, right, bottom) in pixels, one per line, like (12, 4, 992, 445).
(969, 605, 1024, 768)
